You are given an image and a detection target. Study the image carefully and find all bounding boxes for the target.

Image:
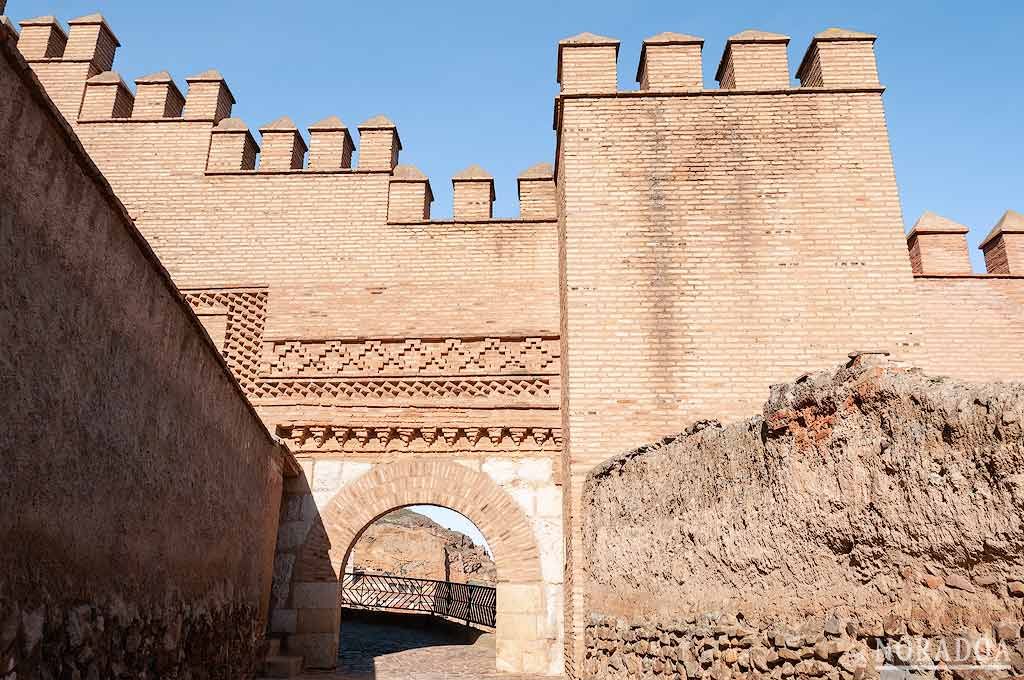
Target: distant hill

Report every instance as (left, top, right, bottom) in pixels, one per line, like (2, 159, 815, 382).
(349, 508, 496, 585)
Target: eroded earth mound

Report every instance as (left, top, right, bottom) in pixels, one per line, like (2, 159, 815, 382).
(583, 354, 1024, 677)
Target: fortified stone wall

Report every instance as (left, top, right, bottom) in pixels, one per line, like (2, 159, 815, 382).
(581, 355, 1024, 679)
(0, 25, 288, 679)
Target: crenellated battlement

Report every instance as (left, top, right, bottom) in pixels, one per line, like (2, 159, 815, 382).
(906, 211, 972, 275)
(133, 70, 184, 118)
(12, 11, 908, 228)
(9, 11, 555, 221)
(557, 25, 884, 100)
(906, 210, 1024, 276)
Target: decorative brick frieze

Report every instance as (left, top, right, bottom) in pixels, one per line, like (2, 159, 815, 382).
(183, 289, 559, 407)
(278, 423, 563, 453)
(262, 336, 560, 378)
(257, 376, 555, 406)
(183, 288, 268, 391)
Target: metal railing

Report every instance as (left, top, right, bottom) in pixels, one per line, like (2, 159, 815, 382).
(341, 572, 496, 628)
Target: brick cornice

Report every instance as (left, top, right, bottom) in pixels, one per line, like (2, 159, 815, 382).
(278, 423, 563, 453)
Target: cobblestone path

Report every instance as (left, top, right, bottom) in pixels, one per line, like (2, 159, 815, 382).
(294, 615, 550, 680)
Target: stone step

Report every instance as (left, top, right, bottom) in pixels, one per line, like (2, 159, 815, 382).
(262, 654, 303, 678)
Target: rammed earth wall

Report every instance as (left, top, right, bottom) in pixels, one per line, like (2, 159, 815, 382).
(0, 28, 287, 678)
(581, 355, 1024, 678)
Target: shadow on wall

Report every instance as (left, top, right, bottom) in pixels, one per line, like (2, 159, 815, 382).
(270, 470, 340, 668)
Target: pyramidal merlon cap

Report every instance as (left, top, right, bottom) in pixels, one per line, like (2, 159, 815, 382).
(260, 116, 298, 132)
(518, 162, 554, 180)
(309, 115, 347, 131)
(19, 15, 62, 26)
(135, 71, 174, 84)
(727, 29, 790, 43)
(212, 117, 250, 133)
(812, 27, 877, 42)
(452, 164, 493, 181)
(643, 31, 704, 46)
(392, 164, 428, 180)
(358, 115, 396, 129)
(909, 211, 969, 236)
(980, 209, 1024, 249)
(87, 71, 125, 85)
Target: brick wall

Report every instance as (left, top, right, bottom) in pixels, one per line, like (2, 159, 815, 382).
(556, 56, 919, 669)
(911, 276, 1024, 379)
(0, 30, 286, 677)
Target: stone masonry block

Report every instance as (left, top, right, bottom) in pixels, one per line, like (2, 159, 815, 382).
(497, 612, 540, 639)
(497, 583, 544, 614)
(340, 461, 372, 485)
(518, 458, 553, 484)
(508, 486, 537, 515)
(297, 607, 339, 634)
(313, 459, 343, 492)
(288, 631, 338, 669)
(291, 582, 337, 609)
(482, 458, 518, 485)
(536, 486, 562, 518)
(270, 608, 297, 634)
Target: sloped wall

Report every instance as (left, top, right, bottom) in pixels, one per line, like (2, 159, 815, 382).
(0, 30, 286, 678)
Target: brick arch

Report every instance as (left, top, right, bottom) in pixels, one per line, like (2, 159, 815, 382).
(323, 459, 542, 583)
(289, 459, 552, 674)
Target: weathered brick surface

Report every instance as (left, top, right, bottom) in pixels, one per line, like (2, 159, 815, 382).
(556, 84, 918, 669)
(637, 34, 703, 91)
(0, 30, 286, 677)
(912, 276, 1024, 379)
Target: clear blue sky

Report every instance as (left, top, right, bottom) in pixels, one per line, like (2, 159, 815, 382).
(12, 0, 1022, 271)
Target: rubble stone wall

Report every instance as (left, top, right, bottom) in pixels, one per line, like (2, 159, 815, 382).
(580, 356, 1024, 678)
(0, 31, 285, 678)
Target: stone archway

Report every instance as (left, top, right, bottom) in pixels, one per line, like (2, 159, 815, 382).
(288, 459, 552, 674)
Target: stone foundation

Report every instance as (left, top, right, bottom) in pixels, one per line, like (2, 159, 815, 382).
(0, 588, 259, 678)
(585, 611, 1024, 679)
